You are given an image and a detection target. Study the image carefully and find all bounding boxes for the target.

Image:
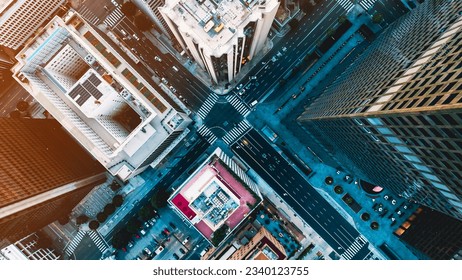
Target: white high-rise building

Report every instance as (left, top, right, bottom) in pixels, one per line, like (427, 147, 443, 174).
(160, 0, 279, 84)
(0, 0, 65, 50)
(12, 11, 192, 181)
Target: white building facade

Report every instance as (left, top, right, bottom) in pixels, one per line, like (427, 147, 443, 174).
(12, 11, 192, 181)
(160, 0, 279, 84)
(0, 0, 65, 50)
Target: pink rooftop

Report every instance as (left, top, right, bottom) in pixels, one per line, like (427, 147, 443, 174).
(170, 157, 258, 240)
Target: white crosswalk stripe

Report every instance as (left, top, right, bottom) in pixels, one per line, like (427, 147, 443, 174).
(88, 231, 108, 253)
(196, 93, 218, 120)
(104, 7, 124, 28)
(336, 0, 354, 13)
(225, 95, 249, 116)
(78, 6, 100, 25)
(222, 120, 252, 145)
(359, 0, 377, 11)
(65, 230, 87, 256)
(335, 0, 354, 13)
(197, 125, 217, 145)
(341, 235, 368, 260)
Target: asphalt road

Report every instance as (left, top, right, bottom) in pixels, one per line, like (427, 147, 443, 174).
(237, 1, 345, 104)
(373, 0, 409, 24)
(231, 129, 372, 260)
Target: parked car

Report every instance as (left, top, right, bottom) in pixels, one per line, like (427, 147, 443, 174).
(155, 56, 162, 62)
(179, 248, 186, 254)
(172, 253, 180, 260)
(182, 236, 190, 245)
(143, 248, 152, 255)
(169, 222, 177, 230)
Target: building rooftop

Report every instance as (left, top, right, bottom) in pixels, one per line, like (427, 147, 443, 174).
(170, 149, 261, 245)
(12, 12, 190, 179)
(162, 0, 267, 55)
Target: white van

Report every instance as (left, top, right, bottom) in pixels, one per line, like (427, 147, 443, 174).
(250, 100, 258, 107)
(172, 66, 179, 72)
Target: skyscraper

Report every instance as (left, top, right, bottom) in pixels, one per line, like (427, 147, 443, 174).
(0, 118, 106, 242)
(0, 0, 65, 50)
(159, 0, 279, 84)
(132, 0, 173, 39)
(298, 0, 462, 220)
(12, 11, 192, 181)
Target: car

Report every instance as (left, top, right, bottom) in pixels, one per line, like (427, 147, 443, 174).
(133, 33, 140, 41)
(282, 47, 287, 52)
(169, 222, 177, 230)
(182, 236, 190, 245)
(154, 56, 162, 62)
(238, 89, 245, 96)
(172, 66, 179, 72)
(199, 247, 210, 257)
(127, 241, 134, 248)
(140, 229, 146, 236)
(245, 83, 252, 90)
(122, 247, 127, 252)
(143, 248, 152, 255)
(163, 228, 170, 235)
(161, 77, 168, 85)
(144, 222, 150, 228)
(169, 86, 177, 93)
(149, 218, 156, 226)
(250, 76, 257, 80)
(179, 248, 186, 254)
(134, 234, 141, 239)
(172, 253, 180, 260)
(236, 83, 243, 90)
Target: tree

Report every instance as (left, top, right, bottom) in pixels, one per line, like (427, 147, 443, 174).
(338, 15, 347, 25)
(326, 27, 335, 37)
(138, 204, 154, 221)
(334, 185, 344, 194)
(372, 12, 384, 24)
(110, 180, 121, 191)
(76, 214, 89, 225)
(211, 224, 229, 246)
(121, 1, 137, 17)
(9, 110, 21, 118)
(150, 188, 172, 209)
(58, 215, 70, 225)
(97, 212, 108, 223)
(134, 14, 152, 32)
(126, 218, 141, 234)
(16, 100, 29, 112)
(112, 229, 130, 249)
(113, 195, 124, 207)
(104, 203, 116, 215)
(89, 220, 100, 230)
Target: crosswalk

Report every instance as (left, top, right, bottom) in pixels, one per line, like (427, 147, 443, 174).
(104, 7, 124, 28)
(65, 230, 86, 256)
(359, 0, 377, 11)
(65, 230, 109, 257)
(197, 125, 217, 145)
(226, 95, 250, 116)
(196, 93, 218, 120)
(222, 120, 252, 145)
(341, 235, 368, 260)
(78, 6, 101, 25)
(89, 230, 109, 253)
(336, 0, 355, 13)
